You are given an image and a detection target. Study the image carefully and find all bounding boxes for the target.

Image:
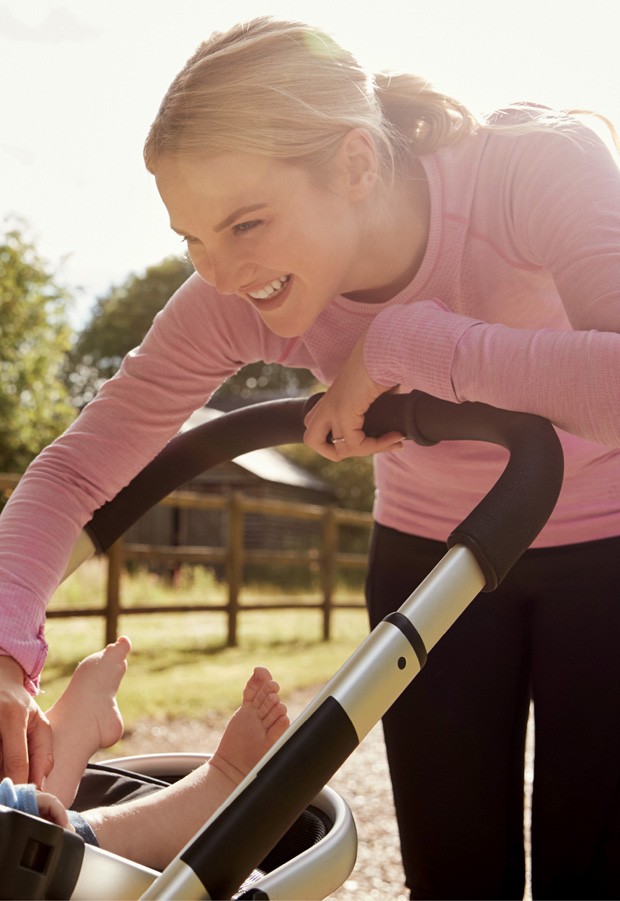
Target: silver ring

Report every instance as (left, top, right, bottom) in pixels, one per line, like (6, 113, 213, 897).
(331, 437, 346, 444)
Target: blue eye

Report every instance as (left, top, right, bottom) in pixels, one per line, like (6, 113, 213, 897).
(233, 219, 261, 235)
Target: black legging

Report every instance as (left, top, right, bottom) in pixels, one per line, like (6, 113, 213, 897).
(366, 525, 620, 900)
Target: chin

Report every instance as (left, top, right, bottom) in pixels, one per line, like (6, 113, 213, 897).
(259, 307, 321, 339)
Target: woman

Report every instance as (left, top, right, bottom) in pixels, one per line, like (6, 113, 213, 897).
(1, 17, 619, 898)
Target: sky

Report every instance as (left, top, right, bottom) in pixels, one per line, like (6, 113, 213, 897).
(2, 0, 619, 327)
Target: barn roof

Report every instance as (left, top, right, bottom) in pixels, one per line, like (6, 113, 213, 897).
(180, 406, 329, 493)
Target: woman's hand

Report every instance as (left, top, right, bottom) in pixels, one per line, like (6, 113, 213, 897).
(303, 335, 405, 460)
(0, 656, 53, 788)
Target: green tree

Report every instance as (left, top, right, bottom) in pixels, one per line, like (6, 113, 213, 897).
(0, 222, 74, 473)
(65, 256, 195, 406)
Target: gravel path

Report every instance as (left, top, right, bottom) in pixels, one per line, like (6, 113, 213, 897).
(101, 688, 533, 899)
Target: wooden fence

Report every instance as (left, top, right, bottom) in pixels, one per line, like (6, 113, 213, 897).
(1, 475, 372, 645)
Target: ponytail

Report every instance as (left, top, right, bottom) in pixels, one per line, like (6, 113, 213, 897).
(373, 72, 478, 157)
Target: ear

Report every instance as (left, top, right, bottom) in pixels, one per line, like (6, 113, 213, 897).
(335, 128, 379, 200)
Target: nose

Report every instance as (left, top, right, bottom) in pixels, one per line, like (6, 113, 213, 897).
(193, 246, 249, 296)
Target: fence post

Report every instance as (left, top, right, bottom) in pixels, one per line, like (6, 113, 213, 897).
(105, 538, 124, 645)
(321, 506, 338, 641)
(226, 493, 244, 647)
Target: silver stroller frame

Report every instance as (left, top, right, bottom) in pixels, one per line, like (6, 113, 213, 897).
(1, 390, 563, 899)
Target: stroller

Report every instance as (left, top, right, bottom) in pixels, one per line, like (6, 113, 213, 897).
(0, 390, 563, 899)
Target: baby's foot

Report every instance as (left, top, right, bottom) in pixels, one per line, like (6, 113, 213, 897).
(50, 636, 131, 753)
(43, 637, 131, 807)
(209, 666, 290, 786)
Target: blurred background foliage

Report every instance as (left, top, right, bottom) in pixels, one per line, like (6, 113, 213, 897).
(0, 220, 74, 472)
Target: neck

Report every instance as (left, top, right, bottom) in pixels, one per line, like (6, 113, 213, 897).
(344, 162, 430, 304)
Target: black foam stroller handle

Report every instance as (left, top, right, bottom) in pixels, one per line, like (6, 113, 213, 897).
(85, 397, 309, 556)
(85, 391, 563, 590)
(363, 391, 564, 590)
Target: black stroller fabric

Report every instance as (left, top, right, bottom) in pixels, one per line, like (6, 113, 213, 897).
(73, 763, 170, 809)
(72, 763, 330, 874)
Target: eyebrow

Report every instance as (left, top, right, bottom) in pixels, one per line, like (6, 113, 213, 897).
(170, 203, 268, 238)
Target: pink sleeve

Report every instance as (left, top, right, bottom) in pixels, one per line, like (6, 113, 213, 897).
(365, 301, 620, 448)
(364, 126, 620, 448)
(454, 318, 620, 447)
(363, 300, 468, 401)
(0, 274, 272, 688)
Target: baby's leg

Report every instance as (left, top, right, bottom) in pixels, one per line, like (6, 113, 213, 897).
(209, 665, 290, 785)
(44, 636, 131, 807)
(83, 666, 290, 870)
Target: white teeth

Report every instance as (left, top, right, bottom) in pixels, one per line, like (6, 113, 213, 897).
(248, 275, 289, 300)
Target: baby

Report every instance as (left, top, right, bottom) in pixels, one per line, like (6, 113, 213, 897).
(0, 637, 289, 870)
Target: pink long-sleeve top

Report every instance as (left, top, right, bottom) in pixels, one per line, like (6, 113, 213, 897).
(2, 114, 620, 688)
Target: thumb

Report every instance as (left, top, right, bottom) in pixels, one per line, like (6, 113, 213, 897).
(27, 709, 54, 788)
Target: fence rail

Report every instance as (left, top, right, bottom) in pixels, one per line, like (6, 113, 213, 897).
(1, 474, 372, 645)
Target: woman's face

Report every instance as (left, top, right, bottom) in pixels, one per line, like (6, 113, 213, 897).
(154, 150, 372, 337)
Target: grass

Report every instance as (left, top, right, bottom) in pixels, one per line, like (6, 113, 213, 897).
(42, 560, 371, 727)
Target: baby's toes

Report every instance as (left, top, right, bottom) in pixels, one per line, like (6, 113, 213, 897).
(242, 666, 272, 704)
(256, 687, 286, 723)
(264, 702, 290, 738)
(253, 679, 280, 713)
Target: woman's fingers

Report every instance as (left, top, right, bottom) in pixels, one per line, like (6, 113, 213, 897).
(306, 425, 405, 460)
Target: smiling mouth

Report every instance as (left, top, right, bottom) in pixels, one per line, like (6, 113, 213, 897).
(247, 274, 290, 300)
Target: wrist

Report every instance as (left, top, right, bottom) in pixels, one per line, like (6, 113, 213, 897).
(0, 652, 39, 696)
(0, 653, 25, 681)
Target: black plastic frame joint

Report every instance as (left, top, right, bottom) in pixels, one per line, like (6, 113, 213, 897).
(383, 612, 427, 669)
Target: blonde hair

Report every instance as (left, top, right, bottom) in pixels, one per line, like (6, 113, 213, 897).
(144, 17, 619, 180)
(143, 17, 478, 181)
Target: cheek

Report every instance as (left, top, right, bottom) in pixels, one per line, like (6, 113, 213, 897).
(267, 212, 317, 258)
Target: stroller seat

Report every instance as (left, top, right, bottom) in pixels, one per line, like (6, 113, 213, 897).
(0, 752, 357, 900)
